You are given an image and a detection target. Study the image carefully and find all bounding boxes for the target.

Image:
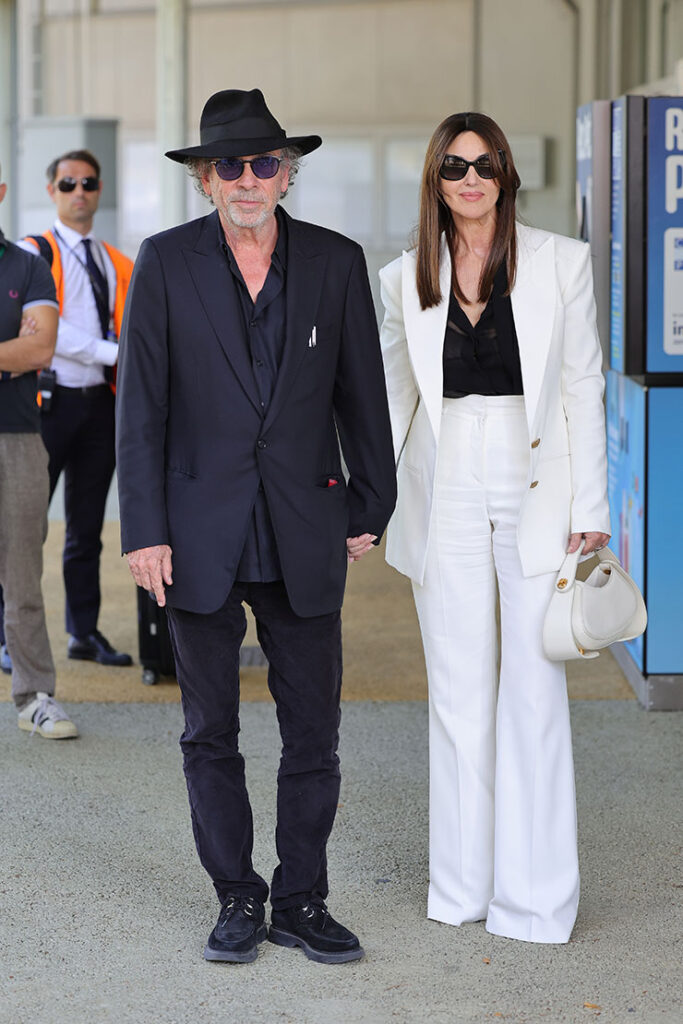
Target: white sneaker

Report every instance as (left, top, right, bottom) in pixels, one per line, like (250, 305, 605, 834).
(18, 693, 79, 739)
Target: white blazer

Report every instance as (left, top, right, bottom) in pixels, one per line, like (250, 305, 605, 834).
(379, 223, 610, 584)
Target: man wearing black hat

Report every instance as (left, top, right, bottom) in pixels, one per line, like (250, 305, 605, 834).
(116, 89, 396, 964)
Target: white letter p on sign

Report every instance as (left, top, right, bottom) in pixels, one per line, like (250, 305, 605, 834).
(666, 156, 683, 214)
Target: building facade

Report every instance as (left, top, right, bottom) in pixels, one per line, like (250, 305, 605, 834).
(1, 0, 682, 280)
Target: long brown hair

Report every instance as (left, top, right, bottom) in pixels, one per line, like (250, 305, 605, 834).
(415, 112, 521, 310)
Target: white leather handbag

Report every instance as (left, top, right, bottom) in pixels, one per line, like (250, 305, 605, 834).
(543, 543, 648, 661)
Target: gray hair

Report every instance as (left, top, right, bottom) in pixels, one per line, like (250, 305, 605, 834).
(186, 147, 303, 205)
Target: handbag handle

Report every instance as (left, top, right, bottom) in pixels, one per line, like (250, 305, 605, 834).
(545, 541, 646, 661)
(552, 541, 618, 594)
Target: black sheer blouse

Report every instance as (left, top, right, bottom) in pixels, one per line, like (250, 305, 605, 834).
(443, 263, 523, 398)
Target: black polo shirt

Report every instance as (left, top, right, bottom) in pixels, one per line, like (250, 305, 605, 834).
(0, 228, 58, 433)
(220, 210, 287, 583)
(443, 263, 523, 398)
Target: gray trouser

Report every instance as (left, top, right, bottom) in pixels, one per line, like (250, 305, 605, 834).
(0, 433, 56, 705)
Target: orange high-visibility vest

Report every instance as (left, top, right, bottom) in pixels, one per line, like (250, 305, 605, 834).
(24, 230, 133, 337)
(25, 230, 133, 394)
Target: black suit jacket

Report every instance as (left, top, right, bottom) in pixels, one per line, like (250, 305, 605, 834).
(116, 208, 396, 616)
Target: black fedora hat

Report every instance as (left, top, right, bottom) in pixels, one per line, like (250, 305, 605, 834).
(165, 88, 322, 163)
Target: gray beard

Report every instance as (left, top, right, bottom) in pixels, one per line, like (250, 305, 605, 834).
(226, 203, 272, 229)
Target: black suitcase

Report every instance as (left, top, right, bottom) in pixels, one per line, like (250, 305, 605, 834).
(137, 587, 176, 685)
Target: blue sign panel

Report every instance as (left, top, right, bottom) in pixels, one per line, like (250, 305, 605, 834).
(646, 98, 683, 371)
(606, 370, 646, 669)
(610, 99, 626, 372)
(646, 387, 683, 672)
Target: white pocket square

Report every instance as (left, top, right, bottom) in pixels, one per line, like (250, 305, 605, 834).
(308, 326, 317, 348)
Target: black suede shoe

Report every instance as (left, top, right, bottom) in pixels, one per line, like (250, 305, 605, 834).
(204, 895, 267, 963)
(67, 630, 133, 667)
(269, 901, 364, 964)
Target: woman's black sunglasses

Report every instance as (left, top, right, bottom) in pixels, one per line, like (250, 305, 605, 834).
(439, 152, 505, 181)
(212, 156, 282, 181)
(56, 176, 100, 193)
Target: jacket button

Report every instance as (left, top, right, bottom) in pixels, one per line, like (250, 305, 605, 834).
(257, 439, 267, 449)
(531, 438, 541, 449)
(529, 480, 538, 488)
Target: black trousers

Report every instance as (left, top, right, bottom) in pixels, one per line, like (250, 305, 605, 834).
(42, 384, 116, 637)
(166, 580, 343, 910)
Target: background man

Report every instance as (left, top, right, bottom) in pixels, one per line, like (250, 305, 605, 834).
(0, 162, 77, 738)
(116, 89, 396, 965)
(0, 150, 134, 670)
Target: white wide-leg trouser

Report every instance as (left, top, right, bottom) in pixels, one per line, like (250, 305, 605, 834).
(411, 395, 579, 944)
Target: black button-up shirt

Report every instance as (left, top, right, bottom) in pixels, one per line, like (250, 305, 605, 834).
(220, 210, 288, 582)
(443, 263, 523, 398)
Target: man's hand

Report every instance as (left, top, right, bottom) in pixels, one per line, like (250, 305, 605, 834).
(346, 534, 377, 563)
(126, 544, 173, 606)
(7, 316, 40, 376)
(567, 531, 611, 555)
(0, 316, 44, 378)
(19, 314, 38, 336)
(0, 305, 57, 374)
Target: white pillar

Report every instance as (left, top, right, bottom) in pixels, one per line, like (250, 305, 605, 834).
(645, 1, 663, 82)
(668, 1, 683, 79)
(575, 0, 599, 102)
(0, 0, 16, 237)
(609, 0, 624, 98)
(79, 0, 92, 113)
(157, 0, 187, 230)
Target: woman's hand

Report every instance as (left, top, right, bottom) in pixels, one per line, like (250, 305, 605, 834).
(346, 534, 377, 562)
(567, 531, 611, 555)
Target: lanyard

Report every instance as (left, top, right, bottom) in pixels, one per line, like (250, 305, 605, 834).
(53, 228, 109, 295)
(53, 228, 111, 338)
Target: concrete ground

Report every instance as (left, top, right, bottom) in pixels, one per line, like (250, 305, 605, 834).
(0, 521, 636, 705)
(1, 505, 680, 1023)
(0, 699, 680, 1024)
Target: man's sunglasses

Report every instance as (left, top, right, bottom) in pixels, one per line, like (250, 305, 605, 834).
(439, 154, 503, 181)
(212, 156, 282, 181)
(56, 176, 100, 193)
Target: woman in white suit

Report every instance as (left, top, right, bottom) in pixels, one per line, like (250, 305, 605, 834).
(379, 112, 610, 944)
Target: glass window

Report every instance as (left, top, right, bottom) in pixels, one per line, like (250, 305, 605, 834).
(384, 138, 428, 245)
(283, 139, 375, 241)
(508, 135, 546, 191)
(120, 140, 160, 248)
(186, 171, 211, 221)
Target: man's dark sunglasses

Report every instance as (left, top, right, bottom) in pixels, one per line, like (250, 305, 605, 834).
(439, 154, 503, 181)
(56, 176, 100, 193)
(212, 156, 282, 181)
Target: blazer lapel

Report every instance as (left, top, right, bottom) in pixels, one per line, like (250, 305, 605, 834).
(511, 227, 556, 434)
(264, 214, 327, 431)
(182, 212, 262, 414)
(401, 243, 451, 443)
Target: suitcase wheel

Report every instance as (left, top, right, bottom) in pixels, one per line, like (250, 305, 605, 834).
(142, 667, 159, 686)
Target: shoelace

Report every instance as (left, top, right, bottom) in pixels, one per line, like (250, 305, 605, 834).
(31, 695, 69, 735)
(221, 896, 258, 921)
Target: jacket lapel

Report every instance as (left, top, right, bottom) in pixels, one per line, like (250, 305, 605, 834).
(511, 226, 556, 434)
(401, 242, 451, 443)
(400, 227, 557, 444)
(264, 212, 327, 431)
(182, 211, 262, 414)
